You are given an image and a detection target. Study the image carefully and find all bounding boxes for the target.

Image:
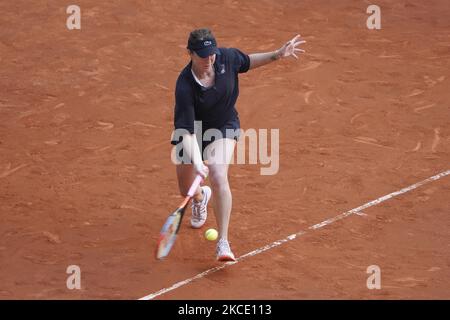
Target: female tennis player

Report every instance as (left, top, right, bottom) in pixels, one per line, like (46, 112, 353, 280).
(171, 28, 305, 261)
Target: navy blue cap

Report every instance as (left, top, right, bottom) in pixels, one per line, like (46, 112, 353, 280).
(187, 37, 220, 58)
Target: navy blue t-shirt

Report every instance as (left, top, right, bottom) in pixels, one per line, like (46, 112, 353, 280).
(171, 47, 250, 145)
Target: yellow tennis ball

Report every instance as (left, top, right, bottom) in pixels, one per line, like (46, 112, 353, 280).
(205, 228, 218, 241)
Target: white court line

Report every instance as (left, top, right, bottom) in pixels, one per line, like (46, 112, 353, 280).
(139, 169, 450, 300)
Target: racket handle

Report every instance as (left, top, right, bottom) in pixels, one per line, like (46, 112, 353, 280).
(187, 175, 203, 197)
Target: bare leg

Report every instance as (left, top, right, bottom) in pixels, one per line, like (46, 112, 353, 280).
(204, 138, 236, 240)
(176, 164, 203, 202)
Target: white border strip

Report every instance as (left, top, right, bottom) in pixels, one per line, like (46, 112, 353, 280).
(139, 169, 450, 300)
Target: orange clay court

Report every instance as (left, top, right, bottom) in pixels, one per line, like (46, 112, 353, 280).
(0, 0, 449, 299)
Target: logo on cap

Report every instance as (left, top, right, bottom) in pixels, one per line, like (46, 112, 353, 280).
(203, 40, 212, 46)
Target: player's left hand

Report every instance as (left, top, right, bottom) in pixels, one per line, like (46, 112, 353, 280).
(277, 34, 306, 59)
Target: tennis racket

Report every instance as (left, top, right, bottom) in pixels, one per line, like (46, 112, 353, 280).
(155, 174, 203, 260)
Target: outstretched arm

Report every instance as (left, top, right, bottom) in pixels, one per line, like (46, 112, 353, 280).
(248, 34, 306, 70)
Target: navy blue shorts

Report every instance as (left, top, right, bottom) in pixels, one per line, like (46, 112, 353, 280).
(171, 118, 240, 163)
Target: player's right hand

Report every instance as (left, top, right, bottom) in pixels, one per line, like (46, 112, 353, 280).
(194, 162, 209, 179)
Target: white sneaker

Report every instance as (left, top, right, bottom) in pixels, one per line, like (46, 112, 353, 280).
(216, 238, 236, 262)
(190, 186, 211, 228)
